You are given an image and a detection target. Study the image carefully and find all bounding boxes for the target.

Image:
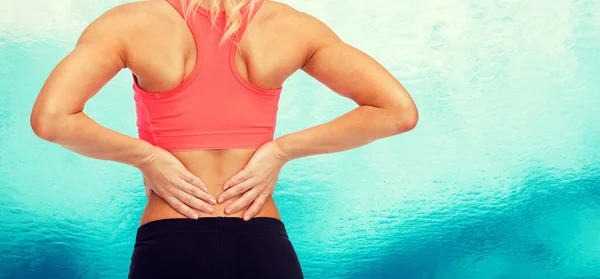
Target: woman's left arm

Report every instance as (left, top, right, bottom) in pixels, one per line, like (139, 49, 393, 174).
(217, 12, 418, 220)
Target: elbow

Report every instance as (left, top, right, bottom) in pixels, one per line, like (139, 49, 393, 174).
(391, 102, 418, 134)
(30, 110, 61, 142)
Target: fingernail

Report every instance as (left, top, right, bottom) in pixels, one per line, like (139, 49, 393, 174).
(210, 198, 217, 204)
(243, 215, 250, 221)
(208, 207, 214, 213)
(225, 208, 230, 214)
(218, 198, 224, 204)
(192, 214, 198, 219)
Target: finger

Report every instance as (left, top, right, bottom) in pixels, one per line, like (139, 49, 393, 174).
(181, 171, 208, 192)
(218, 179, 255, 204)
(172, 187, 214, 214)
(178, 179, 217, 205)
(225, 188, 259, 215)
(243, 193, 269, 221)
(164, 195, 199, 219)
(223, 169, 252, 190)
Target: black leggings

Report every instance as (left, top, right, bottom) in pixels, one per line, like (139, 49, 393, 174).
(128, 217, 304, 279)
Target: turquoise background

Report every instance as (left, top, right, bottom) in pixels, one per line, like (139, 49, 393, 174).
(1, 0, 599, 278)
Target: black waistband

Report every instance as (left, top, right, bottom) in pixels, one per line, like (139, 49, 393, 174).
(136, 217, 288, 240)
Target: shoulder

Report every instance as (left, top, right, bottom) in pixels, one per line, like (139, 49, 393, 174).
(78, 1, 178, 46)
(76, 0, 185, 67)
(258, 0, 340, 62)
(259, 1, 338, 39)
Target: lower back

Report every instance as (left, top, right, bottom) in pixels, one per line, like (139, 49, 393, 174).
(139, 149, 282, 225)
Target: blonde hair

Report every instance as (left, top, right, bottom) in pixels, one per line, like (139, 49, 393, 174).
(181, 0, 259, 45)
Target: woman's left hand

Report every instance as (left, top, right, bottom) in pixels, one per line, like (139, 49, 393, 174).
(217, 140, 289, 220)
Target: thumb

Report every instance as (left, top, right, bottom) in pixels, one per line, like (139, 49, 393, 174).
(145, 186, 152, 199)
(143, 177, 153, 199)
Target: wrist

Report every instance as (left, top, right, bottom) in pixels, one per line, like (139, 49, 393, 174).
(131, 141, 158, 170)
(273, 136, 294, 163)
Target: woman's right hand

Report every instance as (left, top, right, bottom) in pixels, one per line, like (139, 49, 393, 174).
(135, 146, 217, 219)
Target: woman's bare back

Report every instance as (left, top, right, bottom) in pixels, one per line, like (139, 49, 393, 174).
(108, 0, 320, 224)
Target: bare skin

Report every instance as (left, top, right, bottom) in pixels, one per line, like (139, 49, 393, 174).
(31, 0, 418, 227)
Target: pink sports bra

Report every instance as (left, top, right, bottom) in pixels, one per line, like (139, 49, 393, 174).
(132, 0, 282, 151)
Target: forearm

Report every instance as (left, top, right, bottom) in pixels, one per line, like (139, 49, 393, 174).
(275, 104, 416, 161)
(32, 111, 154, 167)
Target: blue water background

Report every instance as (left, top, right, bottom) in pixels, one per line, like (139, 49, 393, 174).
(1, 0, 599, 278)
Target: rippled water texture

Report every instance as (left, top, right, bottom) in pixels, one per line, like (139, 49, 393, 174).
(1, 0, 599, 278)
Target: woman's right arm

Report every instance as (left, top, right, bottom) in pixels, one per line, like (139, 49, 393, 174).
(30, 5, 216, 219)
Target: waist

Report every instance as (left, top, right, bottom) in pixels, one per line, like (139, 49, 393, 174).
(141, 194, 281, 226)
(139, 149, 282, 226)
